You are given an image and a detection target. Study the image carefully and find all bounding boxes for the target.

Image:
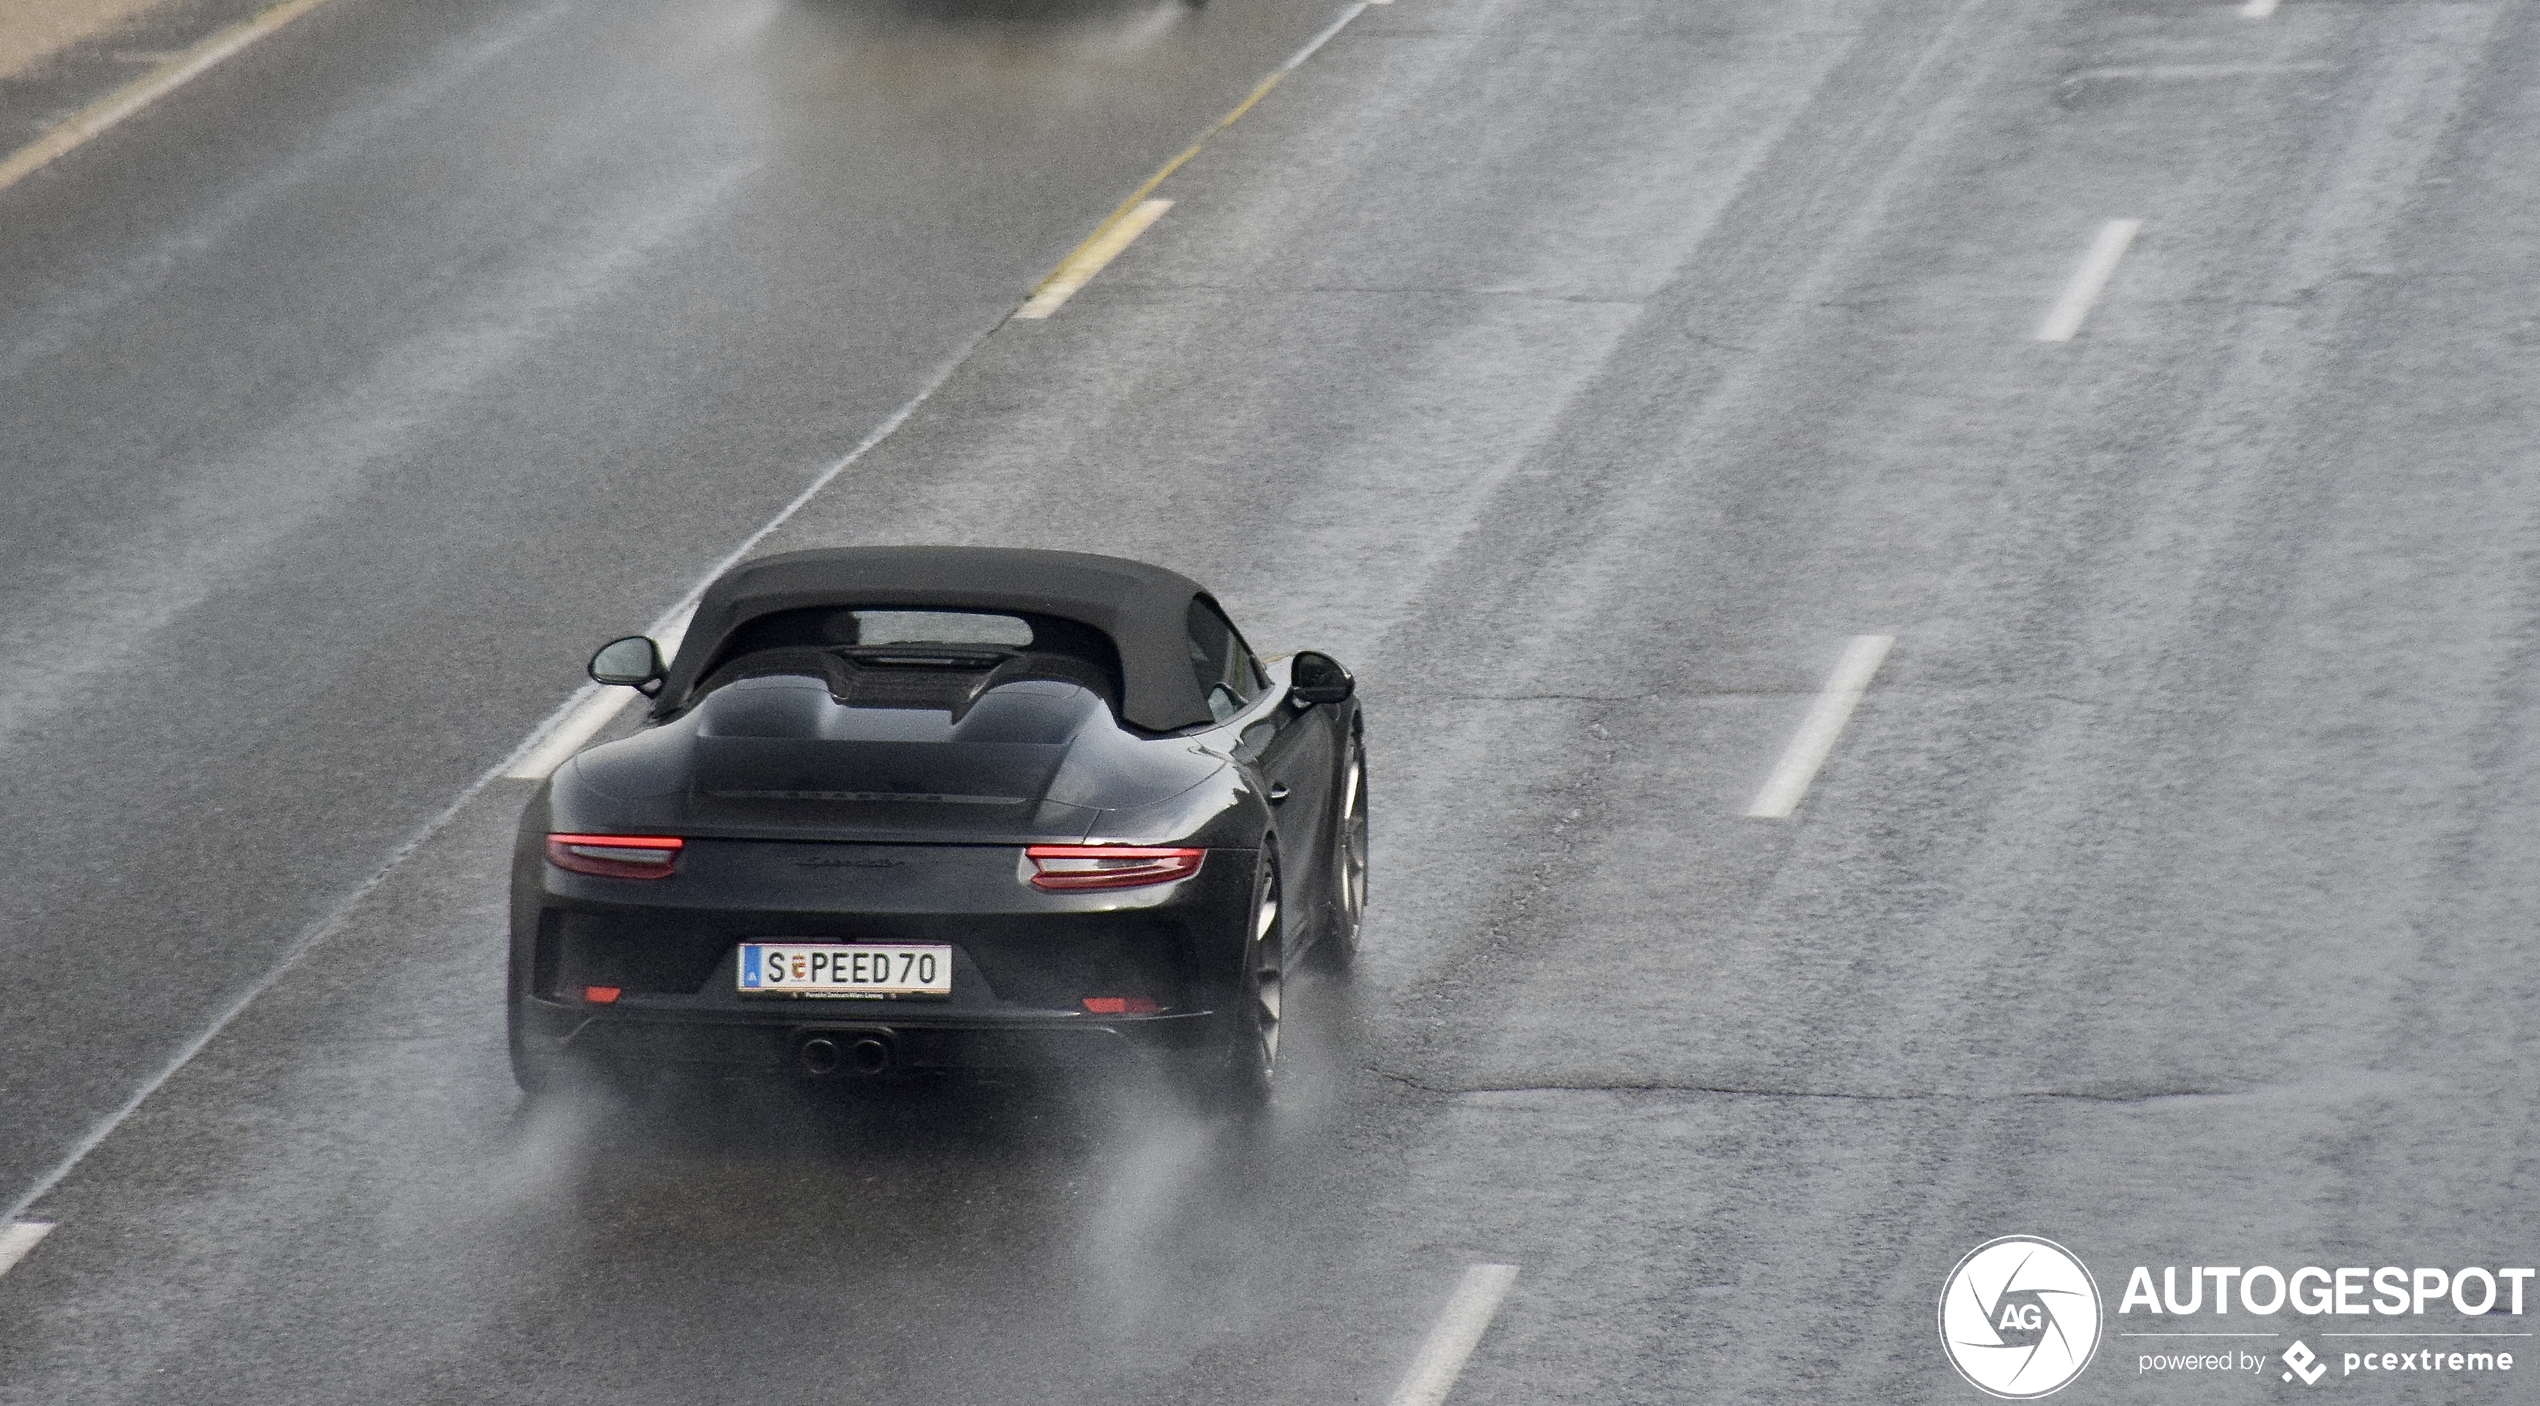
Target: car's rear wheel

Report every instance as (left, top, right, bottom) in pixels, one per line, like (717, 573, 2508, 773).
(1312, 738, 1368, 972)
(508, 1010, 569, 1097)
(507, 972, 596, 1099)
(1205, 857, 1282, 1114)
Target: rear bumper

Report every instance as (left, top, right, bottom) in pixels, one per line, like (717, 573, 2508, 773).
(517, 998, 1228, 1073)
(508, 835, 1259, 1077)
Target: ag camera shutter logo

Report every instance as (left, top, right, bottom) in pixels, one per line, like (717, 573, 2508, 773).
(1940, 1236, 2104, 1398)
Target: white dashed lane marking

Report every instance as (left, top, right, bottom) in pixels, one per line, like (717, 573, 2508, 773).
(1388, 1263, 1520, 1406)
(0, 1220, 53, 1280)
(2036, 218, 2143, 343)
(1746, 635, 1894, 819)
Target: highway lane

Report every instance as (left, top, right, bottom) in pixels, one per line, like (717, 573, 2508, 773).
(0, 0, 1363, 1208)
(7, 0, 2540, 1401)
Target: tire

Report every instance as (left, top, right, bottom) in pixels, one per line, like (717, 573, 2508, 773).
(1203, 856, 1283, 1115)
(507, 972, 591, 1099)
(508, 1013, 567, 1098)
(1311, 737, 1368, 973)
(511, 1018, 631, 1102)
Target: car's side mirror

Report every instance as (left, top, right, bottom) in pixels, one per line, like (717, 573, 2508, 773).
(589, 635, 667, 695)
(1289, 651, 1355, 706)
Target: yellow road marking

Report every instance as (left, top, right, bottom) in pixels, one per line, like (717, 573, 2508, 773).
(1013, 66, 1284, 319)
(1016, 198, 1173, 320)
(0, 0, 335, 197)
(1015, 0, 1372, 318)
(1, 0, 178, 82)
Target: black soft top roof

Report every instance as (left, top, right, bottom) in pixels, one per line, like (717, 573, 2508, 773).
(656, 546, 1218, 732)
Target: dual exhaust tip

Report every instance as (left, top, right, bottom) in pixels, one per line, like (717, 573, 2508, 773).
(796, 1029, 896, 1078)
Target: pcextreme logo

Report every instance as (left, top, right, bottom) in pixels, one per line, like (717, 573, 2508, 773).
(1940, 1236, 2106, 1399)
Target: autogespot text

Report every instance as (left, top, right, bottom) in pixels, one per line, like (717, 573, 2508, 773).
(2119, 1263, 2532, 1317)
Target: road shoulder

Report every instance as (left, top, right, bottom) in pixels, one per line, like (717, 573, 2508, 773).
(0, 0, 285, 163)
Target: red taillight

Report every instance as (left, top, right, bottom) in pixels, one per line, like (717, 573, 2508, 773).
(546, 834, 684, 880)
(1082, 996, 1160, 1015)
(1024, 845, 1204, 891)
(583, 986, 622, 1005)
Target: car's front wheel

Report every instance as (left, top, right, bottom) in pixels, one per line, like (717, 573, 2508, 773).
(1312, 737, 1368, 972)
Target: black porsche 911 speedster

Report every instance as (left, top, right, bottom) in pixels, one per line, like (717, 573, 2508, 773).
(507, 546, 1366, 1109)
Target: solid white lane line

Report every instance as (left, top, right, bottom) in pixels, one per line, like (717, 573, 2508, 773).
(2035, 218, 2143, 343)
(0, 1221, 53, 1279)
(1746, 635, 1894, 819)
(2242, 0, 2281, 17)
(504, 691, 631, 782)
(0, 0, 334, 197)
(1016, 199, 1173, 320)
(1388, 1263, 1520, 1406)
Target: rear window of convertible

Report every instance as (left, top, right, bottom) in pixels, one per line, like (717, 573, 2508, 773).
(696, 673, 1103, 745)
(684, 606, 1126, 739)
(848, 610, 1033, 647)
(712, 608, 1038, 653)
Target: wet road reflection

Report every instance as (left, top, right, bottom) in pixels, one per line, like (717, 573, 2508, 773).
(0, 0, 1360, 1219)
(168, 967, 1387, 1405)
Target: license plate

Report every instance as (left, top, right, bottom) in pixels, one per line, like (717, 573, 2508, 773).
(737, 943, 952, 998)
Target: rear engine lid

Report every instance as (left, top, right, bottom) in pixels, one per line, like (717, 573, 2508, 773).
(555, 668, 1219, 843)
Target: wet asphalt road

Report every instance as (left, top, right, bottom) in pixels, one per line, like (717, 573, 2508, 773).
(0, 0, 1350, 1206)
(3, 0, 2539, 1402)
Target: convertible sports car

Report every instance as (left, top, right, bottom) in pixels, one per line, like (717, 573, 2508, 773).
(508, 546, 1366, 1109)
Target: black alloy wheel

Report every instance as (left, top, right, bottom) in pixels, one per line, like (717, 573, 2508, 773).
(1313, 738, 1368, 971)
(1214, 856, 1283, 1112)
